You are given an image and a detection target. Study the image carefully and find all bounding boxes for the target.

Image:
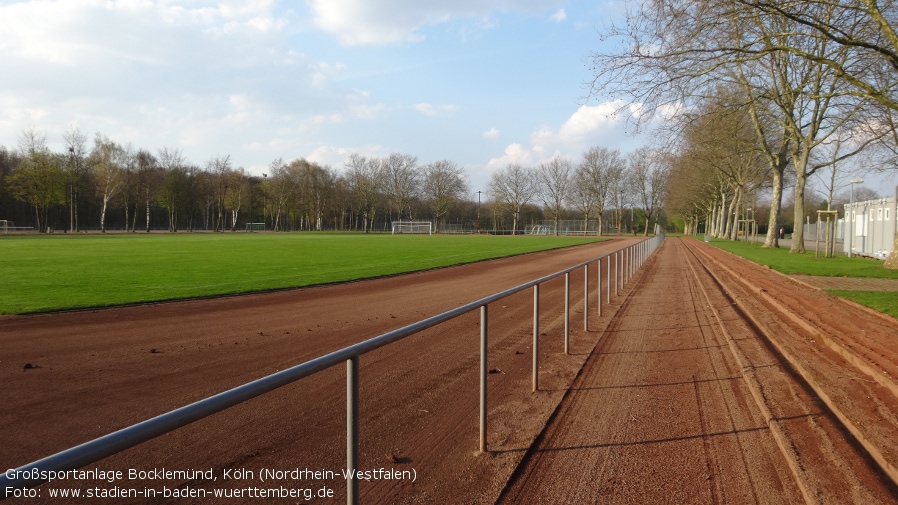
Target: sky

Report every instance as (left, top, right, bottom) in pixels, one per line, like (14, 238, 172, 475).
(2, 0, 894, 201)
(0, 0, 652, 196)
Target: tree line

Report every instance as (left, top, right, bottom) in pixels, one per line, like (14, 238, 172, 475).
(588, 0, 898, 268)
(0, 126, 671, 235)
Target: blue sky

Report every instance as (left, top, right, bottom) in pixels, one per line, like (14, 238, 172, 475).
(0, 0, 650, 194)
(5, 0, 891, 199)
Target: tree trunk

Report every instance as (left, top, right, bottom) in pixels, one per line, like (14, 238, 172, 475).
(792, 172, 808, 253)
(763, 171, 783, 248)
(100, 194, 109, 233)
(145, 189, 151, 233)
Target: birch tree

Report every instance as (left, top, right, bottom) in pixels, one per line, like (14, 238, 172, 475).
(345, 153, 385, 233)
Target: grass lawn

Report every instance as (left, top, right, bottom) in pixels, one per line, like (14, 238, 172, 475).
(829, 290, 898, 319)
(704, 237, 898, 318)
(0, 233, 603, 314)
(708, 238, 898, 279)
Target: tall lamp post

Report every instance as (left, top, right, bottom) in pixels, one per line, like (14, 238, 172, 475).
(848, 178, 864, 258)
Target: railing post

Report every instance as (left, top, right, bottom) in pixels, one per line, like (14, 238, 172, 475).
(614, 251, 619, 297)
(347, 357, 360, 505)
(606, 254, 611, 304)
(582, 264, 588, 332)
(564, 272, 570, 355)
(533, 284, 539, 392)
(479, 305, 488, 453)
(597, 258, 602, 317)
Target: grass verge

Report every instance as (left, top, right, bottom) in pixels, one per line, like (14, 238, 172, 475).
(703, 237, 898, 318)
(1, 233, 603, 314)
(829, 290, 898, 319)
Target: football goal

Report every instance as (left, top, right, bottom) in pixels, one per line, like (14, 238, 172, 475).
(391, 221, 433, 235)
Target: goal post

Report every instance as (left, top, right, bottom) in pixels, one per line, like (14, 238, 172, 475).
(391, 221, 433, 235)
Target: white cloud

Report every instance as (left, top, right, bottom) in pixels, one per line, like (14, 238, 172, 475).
(485, 100, 638, 170)
(485, 142, 540, 170)
(548, 9, 566, 22)
(483, 127, 500, 139)
(555, 101, 627, 143)
(413, 103, 457, 116)
(308, 0, 563, 46)
(307, 144, 387, 170)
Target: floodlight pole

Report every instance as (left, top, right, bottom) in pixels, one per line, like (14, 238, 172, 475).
(848, 178, 863, 258)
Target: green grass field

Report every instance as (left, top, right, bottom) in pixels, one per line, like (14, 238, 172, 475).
(0, 233, 603, 315)
(706, 238, 898, 318)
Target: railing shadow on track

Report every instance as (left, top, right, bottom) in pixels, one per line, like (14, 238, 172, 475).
(2, 234, 665, 504)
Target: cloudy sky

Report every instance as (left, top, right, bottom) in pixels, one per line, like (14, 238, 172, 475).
(0, 0, 654, 193)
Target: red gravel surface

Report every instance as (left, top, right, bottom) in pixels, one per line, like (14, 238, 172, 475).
(4, 236, 898, 504)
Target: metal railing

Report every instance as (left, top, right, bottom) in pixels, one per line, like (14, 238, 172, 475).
(2, 234, 664, 504)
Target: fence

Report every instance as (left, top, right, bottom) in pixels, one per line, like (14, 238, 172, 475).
(1, 234, 665, 504)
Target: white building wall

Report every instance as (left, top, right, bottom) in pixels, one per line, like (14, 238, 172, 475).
(844, 197, 897, 259)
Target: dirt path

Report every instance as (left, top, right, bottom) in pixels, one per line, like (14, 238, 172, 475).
(498, 238, 805, 503)
(500, 238, 898, 504)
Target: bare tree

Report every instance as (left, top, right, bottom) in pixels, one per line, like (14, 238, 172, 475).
(345, 153, 385, 233)
(577, 147, 624, 235)
(422, 160, 468, 232)
(628, 147, 671, 236)
(204, 154, 232, 232)
(157, 147, 188, 232)
(89, 134, 127, 232)
(735, 0, 898, 266)
(381, 153, 420, 221)
(135, 150, 158, 232)
(224, 168, 249, 231)
(62, 126, 88, 232)
(489, 163, 537, 234)
(569, 167, 599, 234)
(537, 157, 573, 235)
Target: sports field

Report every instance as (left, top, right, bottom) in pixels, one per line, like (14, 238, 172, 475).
(0, 233, 603, 314)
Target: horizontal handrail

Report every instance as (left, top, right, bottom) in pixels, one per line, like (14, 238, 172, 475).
(2, 236, 664, 500)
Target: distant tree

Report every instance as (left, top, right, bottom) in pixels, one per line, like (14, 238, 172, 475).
(577, 147, 624, 235)
(537, 157, 573, 235)
(489, 163, 537, 234)
(7, 128, 66, 232)
(224, 168, 249, 231)
(569, 166, 599, 234)
(62, 126, 89, 232)
(157, 147, 188, 232)
(381, 153, 420, 221)
(422, 160, 468, 232)
(89, 134, 127, 232)
(267, 158, 296, 231)
(628, 147, 671, 236)
(135, 150, 158, 232)
(203, 154, 232, 232)
(345, 153, 385, 233)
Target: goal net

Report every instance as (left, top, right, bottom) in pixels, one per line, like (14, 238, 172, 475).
(391, 221, 433, 235)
